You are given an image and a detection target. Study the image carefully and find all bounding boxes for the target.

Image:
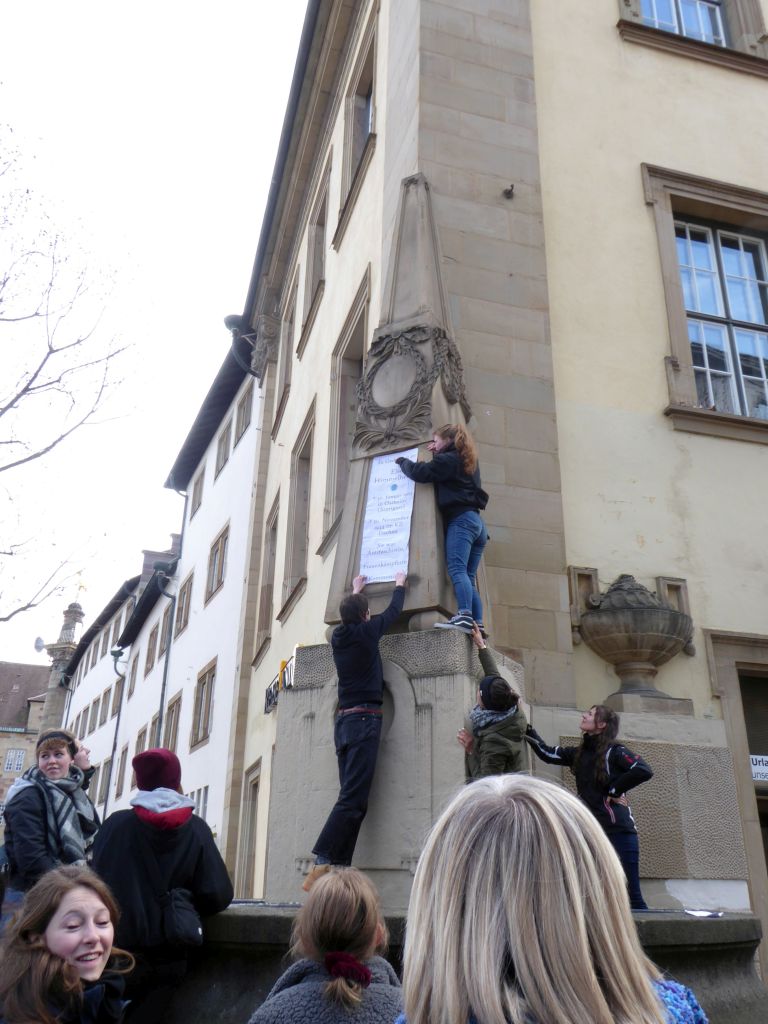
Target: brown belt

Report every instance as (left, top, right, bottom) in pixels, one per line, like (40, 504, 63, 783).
(337, 706, 383, 716)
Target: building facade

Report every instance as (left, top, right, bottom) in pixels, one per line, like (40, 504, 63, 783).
(0, 662, 48, 839)
(214, 0, 768, 959)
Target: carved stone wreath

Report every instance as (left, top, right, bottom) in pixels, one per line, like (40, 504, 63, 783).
(354, 324, 472, 449)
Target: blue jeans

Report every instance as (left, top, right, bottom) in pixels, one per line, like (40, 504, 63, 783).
(312, 710, 383, 866)
(445, 510, 488, 620)
(608, 831, 648, 910)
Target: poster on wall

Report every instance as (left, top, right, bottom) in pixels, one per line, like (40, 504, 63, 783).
(358, 448, 418, 583)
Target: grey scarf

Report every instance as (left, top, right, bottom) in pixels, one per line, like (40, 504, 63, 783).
(11, 765, 99, 865)
(469, 704, 518, 736)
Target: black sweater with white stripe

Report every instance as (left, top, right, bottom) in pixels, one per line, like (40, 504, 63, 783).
(525, 728, 653, 834)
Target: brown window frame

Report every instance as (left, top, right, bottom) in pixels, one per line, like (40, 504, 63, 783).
(190, 659, 216, 750)
(205, 526, 229, 604)
(175, 573, 194, 636)
(144, 624, 159, 677)
(190, 469, 204, 518)
(163, 691, 182, 753)
(234, 380, 254, 444)
(643, 163, 768, 445)
(214, 419, 232, 478)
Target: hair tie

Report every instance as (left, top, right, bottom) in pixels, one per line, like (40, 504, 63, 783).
(324, 952, 372, 987)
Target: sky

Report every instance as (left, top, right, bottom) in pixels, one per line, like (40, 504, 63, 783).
(0, 1, 308, 662)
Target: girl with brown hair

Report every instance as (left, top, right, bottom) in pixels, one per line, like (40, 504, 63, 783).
(396, 423, 489, 634)
(0, 865, 134, 1024)
(526, 704, 653, 910)
(248, 867, 402, 1024)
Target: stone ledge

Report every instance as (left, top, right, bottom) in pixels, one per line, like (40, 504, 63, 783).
(180, 906, 767, 1024)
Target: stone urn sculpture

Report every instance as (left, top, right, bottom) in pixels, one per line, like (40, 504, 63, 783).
(578, 575, 694, 713)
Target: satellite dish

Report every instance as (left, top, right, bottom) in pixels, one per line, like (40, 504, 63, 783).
(34, 637, 45, 653)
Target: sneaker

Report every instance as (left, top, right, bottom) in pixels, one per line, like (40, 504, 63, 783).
(302, 863, 331, 893)
(475, 622, 489, 640)
(434, 613, 475, 634)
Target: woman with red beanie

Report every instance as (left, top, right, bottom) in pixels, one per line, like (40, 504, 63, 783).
(91, 748, 232, 1023)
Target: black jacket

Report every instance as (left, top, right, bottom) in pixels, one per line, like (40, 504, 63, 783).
(525, 728, 653, 834)
(91, 808, 233, 950)
(396, 445, 486, 524)
(331, 586, 405, 708)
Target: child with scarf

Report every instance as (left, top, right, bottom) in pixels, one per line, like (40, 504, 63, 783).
(457, 626, 527, 780)
(3, 730, 100, 894)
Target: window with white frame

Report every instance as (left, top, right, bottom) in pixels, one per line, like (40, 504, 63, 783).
(640, 0, 726, 45)
(4, 749, 25, 772)
(675, 220, 768, 418)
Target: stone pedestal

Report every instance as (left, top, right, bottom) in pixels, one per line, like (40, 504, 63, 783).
(604, 690, 694, 715)
(264, 628, 523, 911)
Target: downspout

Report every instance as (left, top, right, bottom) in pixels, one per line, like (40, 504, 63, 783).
(101, 587, 138, 817)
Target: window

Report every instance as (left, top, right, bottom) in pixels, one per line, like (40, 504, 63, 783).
(323, 276, 368, 540)
(88, 698, 100, 734)
(150, 713, 160, 748)
(640, 0, 726, 44)
(127, 654, 139, 698)
(98, 759, 111, 804)
(115, 744, 128, 798)
(619, 0, 768, 68)
(111, 614, 122, 648)
(273, 283, 297, 436)
(144, 624, 159, 676)
(280, 406, 314, 617)
(99, 688, 111, 726)
(235, 760, 261, 898)
(205, 526, 229, 603)
(90, 764, 100, 800)
(111, 677, 123, 718)
(175, 573, 193, 636)
(131, 726, 148, 789)
(4, 749, 25, 772)
(334, 22, 377, 249)
(159, 603, 172, 657)
(100, 630, 110, 658)
(643, 164, 768, 443)
(255, 496, 279, 654)
(190, 470, 204, 518)
(235, 380, 254, 444)
(675, 221, 768, 417)
(215, 419, 232, 478)
(298, 169, 331, 358)
(190, 660, 216, 749)
(78, 712, 87, 740)
(90, 644, 99, 670)
(164, 692, 182, 753)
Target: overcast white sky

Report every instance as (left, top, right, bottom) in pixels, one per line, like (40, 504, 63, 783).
(0, 1, 308, 662)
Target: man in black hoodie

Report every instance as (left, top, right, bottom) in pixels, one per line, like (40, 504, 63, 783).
(303, 571, 406, 891)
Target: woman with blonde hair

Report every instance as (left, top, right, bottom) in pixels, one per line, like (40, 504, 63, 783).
(0, 865, 134, 1024)
(248, 867, 402, 1024)
(398, 775, 706, 1024)
(396, 423, 489, 635)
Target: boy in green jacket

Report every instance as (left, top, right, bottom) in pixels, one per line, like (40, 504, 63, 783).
(457, 626, 528, 780)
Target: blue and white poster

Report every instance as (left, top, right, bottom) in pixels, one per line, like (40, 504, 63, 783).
(358, 448, 418, 582)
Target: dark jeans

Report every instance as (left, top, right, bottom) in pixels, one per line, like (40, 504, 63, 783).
(445, 510, 488, 620)
(312, 710, 383, 866)
(609, 830, 648, 910)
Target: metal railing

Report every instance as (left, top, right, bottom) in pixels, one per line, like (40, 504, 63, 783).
(264, 655, 295, 714)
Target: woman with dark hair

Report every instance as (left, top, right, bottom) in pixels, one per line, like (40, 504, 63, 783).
(4, 729, 100, 893)
(0, 865, 134, 1024)
(457, 626, 528, 779)
(526, 705, 653, 910)
(396, 423, 489, 635)
(248, 867, 402, 1024)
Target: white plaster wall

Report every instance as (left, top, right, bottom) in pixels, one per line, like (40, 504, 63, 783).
(531, 2, 768, 712)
